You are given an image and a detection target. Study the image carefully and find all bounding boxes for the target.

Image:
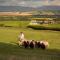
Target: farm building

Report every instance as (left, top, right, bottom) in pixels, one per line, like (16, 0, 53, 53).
(29, 18, 55, 25)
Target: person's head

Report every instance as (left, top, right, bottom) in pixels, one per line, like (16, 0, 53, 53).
(32, 40, 34, 42)
(20, 32, 23, 34)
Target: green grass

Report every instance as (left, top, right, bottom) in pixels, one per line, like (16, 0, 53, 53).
(0, 27, 60, 60)
(47, 24, 60, 28)
(0, 21, 30, 28)
(28, 24, 60, 31)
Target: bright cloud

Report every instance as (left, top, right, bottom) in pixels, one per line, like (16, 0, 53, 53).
(49, 0, 60, 5)
(0, 0, 60, 7)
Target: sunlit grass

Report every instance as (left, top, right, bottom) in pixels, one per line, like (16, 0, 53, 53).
(0, 28, 60, 60)
(0, 21, 60, 60)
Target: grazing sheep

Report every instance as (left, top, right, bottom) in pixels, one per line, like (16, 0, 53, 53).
(18, 39, 49, 49)
(40, 43, 46, 49)
(37, 41, 41, 48)
(35, 41, 42, 48)
(29, 40, 35, 48)
(40, 41, 49, 49)
(35, 41, 38, 48)
(23, 41, 29, 48)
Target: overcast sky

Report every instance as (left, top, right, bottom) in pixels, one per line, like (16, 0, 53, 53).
(0, 0, 60, 7)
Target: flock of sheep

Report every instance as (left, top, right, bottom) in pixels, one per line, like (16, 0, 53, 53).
(19, 40, 49, 49)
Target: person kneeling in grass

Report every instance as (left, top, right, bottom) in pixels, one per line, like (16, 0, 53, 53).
(18, 32, 25, 46)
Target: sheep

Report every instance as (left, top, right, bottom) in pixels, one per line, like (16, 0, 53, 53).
(22, 40, 29, 48)
(29, 40, 35, 48)
(40, 43, 46, 49)
(35, 41, 38, 48)
(40, 41, 49, 49)
(19, 39, 49, 49)
(35, 41, 40, 48)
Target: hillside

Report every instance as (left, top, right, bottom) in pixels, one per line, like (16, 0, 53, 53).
(0, 6, 60, 12)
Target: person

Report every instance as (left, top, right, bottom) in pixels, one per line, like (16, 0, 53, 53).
(18, 32, 25, 46)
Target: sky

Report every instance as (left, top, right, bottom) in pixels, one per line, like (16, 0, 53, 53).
(0, 0, 60, 7)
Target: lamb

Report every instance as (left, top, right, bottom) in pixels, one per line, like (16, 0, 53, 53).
(23, 40, 29, 48)
(29, 40, 35, 48)
(40, 41, 49, 49)
(35, 41, 41, 48)
(20, 39, 49, 49)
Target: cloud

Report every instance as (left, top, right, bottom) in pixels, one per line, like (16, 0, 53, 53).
(0, 0, 49, 7)
(49, 0, 60, 5)
(0, 0, 60, 7)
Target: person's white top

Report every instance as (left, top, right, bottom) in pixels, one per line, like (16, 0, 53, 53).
(18, 33, 24, 41)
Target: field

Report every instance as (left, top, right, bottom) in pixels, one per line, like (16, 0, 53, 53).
(0, 21, 60, 60)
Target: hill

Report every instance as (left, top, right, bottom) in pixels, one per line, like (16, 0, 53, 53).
(0, 6, 60, 12)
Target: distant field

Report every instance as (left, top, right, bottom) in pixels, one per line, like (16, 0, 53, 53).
(0, 12, 32, 16)
(28, 24, 60, 31)
(0, 21, 60, 29)
(0, 21, 30, 28)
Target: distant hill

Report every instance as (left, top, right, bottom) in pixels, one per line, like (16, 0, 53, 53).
(37, 6, 60, 10)
(0, 6, 60, 12)
(0, 6, 35, 12)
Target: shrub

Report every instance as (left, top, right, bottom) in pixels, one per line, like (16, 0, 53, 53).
(27, 24, 60, 31)
(0, 24, 5, 27)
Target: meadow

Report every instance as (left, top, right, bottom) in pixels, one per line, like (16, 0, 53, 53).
(0, 21, 60, 60)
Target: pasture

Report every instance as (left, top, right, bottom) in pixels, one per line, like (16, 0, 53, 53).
(0, 21, 60, 60)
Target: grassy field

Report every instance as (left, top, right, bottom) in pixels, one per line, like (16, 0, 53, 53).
(28, 23, 60, 31)
(0, 21, 30, 28)
(0, 27, 60, 60)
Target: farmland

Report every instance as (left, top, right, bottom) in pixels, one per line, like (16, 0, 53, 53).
(0, 13, 60, 60)
(0, 20, 60, 60)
